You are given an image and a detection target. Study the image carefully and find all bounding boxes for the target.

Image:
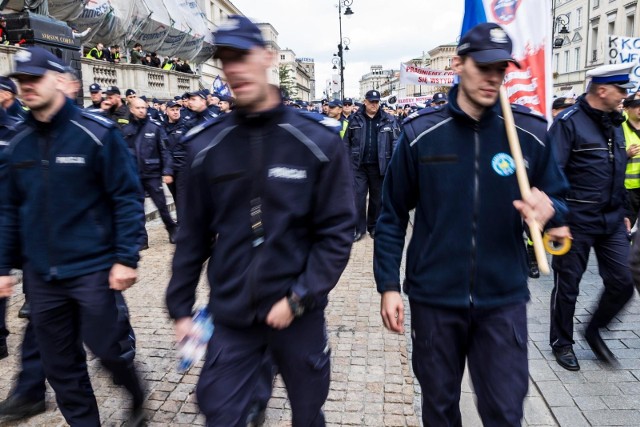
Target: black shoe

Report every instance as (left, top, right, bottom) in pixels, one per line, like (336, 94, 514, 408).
(168, 229, 177, 244)
(369, 230, 376, 239)
(246, 402, 266, 427)
(18, 302, 30, 319)
(140, 242, 149, 251)
(584, 327, 617, 365)
(552, 347, 580, 371)
(354, 233, 363, 242)
(125, 406, 146, 427)
(0, 339, 7, 360)
(0, 394, 46, 421)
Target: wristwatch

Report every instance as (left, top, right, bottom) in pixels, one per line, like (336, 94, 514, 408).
(287, 292, 305, 317)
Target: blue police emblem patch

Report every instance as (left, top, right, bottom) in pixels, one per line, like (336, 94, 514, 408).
(491, 153, 515, 176)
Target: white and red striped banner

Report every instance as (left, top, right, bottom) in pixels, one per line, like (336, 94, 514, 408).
(471, 0, 552, 117)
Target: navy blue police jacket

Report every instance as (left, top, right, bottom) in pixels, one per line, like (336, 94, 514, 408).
(164, 119, 187, 171)
(121, 116, 173, 179)
(0, 98, 144, 280)
(346, 108, 400, 175)
(549, 95, 627, 234)
(166, 102, 356, 328)
(0, 109, 23, 271)
(374, 85, 569, 309)
(183, 108, 218, 131)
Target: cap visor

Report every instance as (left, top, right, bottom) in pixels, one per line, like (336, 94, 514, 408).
(212, 38, 256, 58)
(615, 82, 636, 89)
(468, 50, 521, 68)
(8, 66, 48, 78)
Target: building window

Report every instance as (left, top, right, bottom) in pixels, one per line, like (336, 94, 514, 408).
(593, 0, 600, 8)
(576, 7, 582, 28)
(564, 50, 570, 72)
(591, 26, 599, 62)
(280, 54, 285, 60)
(627, 14, 635, 37)
(554, 53, 559, 73)
(574, 47, 580, 71)
(608, 21, 615, 36)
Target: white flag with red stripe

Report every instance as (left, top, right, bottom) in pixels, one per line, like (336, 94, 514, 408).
(463, 0, 552, 118)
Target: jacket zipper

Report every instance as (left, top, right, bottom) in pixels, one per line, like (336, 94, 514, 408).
(247, 130, 263, 312)
(470, 125, 480, 305)
(40, 134, 57, 279)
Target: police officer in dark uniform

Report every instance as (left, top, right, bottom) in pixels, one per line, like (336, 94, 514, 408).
(166, 16, 355, 426)
(547, 63, 636, 371)
(374, 23, 568, 425)
(122, 97, 177, 247)
(183, 89, 217, 131)
(163, 100, 186, 218)
(0, 102, 20, 360)
(0, 47, 147, 426)
(179, 92, 193, 121)
(86, 82, 103, 109)
(431, 91, 448, 107)
(104, 85, 130, 129)
(0, 77, 27, 120)
(0, 101, 48, 422)
(345, 89, 400, 241)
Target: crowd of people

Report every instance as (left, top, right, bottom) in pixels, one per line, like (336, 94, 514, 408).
(1, 14, 640, 427)
(84, 41, 195, 73)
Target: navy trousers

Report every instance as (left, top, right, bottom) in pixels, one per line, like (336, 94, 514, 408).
(25, 268, 143, 426)
(354, 164, 383, 235)
(410, 300, 528, 427)
(12, 320, 47, 402)
(141, 177, 176, 243)
(197, 310, 330, 427)
(550, 225, 635, 350)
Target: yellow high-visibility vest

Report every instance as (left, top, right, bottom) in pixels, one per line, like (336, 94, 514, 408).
(622, 118, 640, 189)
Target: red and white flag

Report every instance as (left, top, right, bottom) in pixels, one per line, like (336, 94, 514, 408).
(464, 0, 552, 117)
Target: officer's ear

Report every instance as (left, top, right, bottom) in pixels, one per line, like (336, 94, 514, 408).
(451, 55, 464, 76)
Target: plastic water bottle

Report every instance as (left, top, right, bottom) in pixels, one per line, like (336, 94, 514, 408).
(177, 307, 214, 373)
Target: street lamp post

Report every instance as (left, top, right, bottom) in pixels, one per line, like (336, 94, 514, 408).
(337, 0, 353, 99)
(553, 14, 570, 48)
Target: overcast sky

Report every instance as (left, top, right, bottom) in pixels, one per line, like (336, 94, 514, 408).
(230, 0, 464, 99)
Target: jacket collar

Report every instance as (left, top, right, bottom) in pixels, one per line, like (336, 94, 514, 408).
(26, 96, 77, 132)
(577, 95, 624, 129)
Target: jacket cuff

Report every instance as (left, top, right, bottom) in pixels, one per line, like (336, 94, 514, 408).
(115, 258, 138, 269)
(377, 282, 402, 294)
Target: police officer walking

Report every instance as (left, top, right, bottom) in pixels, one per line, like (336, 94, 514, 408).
(163, 100, 186, 218)
(0, 47, 147, 426)
(374, 23, 568, 425)
(0, 98, 20, 361)
(166, 16, 355, 426)
(103, 85, 130, 129)
(85, 82, 103, 109)
(547, 63, 637, 371)
(345, 89, 400, 241)
(122, 97, 177, 247)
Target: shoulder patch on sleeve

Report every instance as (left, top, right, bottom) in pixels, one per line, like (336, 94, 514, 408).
(80, 110, 116, 128)
(183, 115, 223, 140)
(298, 111, 342, 135)
(403, 107, 439, 125)
(558, 105, 579, 121)
(509, 103, 547, 123)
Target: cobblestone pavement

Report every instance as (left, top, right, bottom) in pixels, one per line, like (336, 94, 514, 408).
(2, 214, 640, 426)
